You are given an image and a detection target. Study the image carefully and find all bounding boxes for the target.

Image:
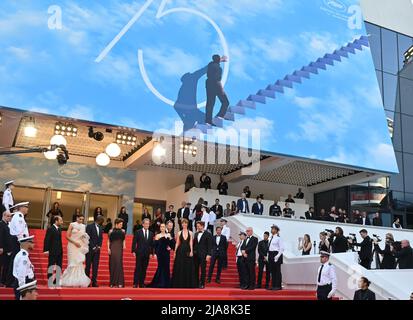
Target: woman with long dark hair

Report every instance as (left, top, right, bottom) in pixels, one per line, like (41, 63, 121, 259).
(72, 208, 81, 222)
(108, 218, 125, 288)
(171, 219, 196, 288)
(298, 234, 312, 255)
(93, 207, 103, 221)
(184, 174, 196, 192)
(142, 207, 152, 222)
(46, 202, 63, 226)
(149, 223, 174, 288)
(118, 206, 129, 232)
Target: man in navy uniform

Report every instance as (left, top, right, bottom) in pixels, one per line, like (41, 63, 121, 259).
(17, 280, 38, 300)
(2, 180, 14, 212)
(316, 251, 337, 300)
(267, 225, 285, 290)
(13, 235, 35, 300)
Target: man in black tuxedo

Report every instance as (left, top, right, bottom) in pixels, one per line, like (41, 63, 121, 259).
(356, 211, 371, 225)
(236, 193, 249, 214)
(305, 207, 315, 220)
(241, 227, 258, 290)
(177, 201, 191, 231)
(207, 226, 227, 284)
(269, 201, 281, 216)
(43, 215, 63, 286)
(164, 205, 176, 229)
(132, 218, 154, 288)
(351, 229, 373, 269)
(193, 221, 213, 289)
(372, 212, 383, 226)
(85, 215, 104, 287)
(210, 199, 224, 220)
(0, 206, 13, 286)
(257, 232, 270, 289)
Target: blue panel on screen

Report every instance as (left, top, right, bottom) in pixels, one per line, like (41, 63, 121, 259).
(0, 0, 398, 173)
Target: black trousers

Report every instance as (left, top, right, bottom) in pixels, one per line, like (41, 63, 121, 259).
(257, 258, 270, 287)
(207, 225, 214, 235)
(244, 258, 256, 289)
(359, 257, 372, 270)
(317, 284, 332, 300)
(236, 256, 247, 288)
(208, 254, 224, 281)
(134, 253, 149, 287)
(194, 255, 207, 286)
(205, 83, 229, 124)
(6, 237, 19, 287)
(269, 251, 282, 289)
(223, 242, 229, 269)
(0, 254, 11, 285)
(47, 254, 63, 285)
(85, 249, 101, 285)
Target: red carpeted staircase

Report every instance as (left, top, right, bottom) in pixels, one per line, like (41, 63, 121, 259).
(0, 229, 319, 300)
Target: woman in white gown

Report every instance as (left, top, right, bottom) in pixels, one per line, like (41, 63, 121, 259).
(61, 214, 91, 287)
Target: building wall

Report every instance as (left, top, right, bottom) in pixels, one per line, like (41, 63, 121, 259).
(363, 20, 413, 228)
(135, 165, 313, 205)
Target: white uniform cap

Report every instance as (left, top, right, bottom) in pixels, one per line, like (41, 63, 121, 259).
(4, 180, 14, 186)
(10, 202, 30, 210)
(17, 280, 37, 293)
(18, 235, 34, 243)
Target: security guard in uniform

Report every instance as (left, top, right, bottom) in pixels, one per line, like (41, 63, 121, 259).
(316, 251, 337, 300)
(2, 180, 15, 212)
(13, 235, 35, 300)
(17, 280, 38, 300)
(7, 202, 30, 286)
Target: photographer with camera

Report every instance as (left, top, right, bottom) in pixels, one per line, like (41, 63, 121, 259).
(330, 227, 349, 253)
(349, 229, 373, 269)
(392, 240, 413, 269)
(373, 233, 396, 269)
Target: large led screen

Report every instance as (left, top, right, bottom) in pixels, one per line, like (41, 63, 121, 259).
(0, 0, 398, 173)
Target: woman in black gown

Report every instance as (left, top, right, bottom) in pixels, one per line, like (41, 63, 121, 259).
(108, 218, 125, 288)
(171, 219, 196, 288)
(149, 223, 174, 288)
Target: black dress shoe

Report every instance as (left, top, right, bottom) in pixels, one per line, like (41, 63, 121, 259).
(247, 287, 255, 290)
(256, 285, 261, 289)
(215, 279, 221, 284)
(241, 286, 248, 290)
(92, 283, 99, 288)
(207, 279, 211, 283)
(133, 285, 137, 288)
(199, 285, 205, 289)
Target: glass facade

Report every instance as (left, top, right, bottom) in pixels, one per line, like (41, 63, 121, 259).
(365, 22, 413, 229)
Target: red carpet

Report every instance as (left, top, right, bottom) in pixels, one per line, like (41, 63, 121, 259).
(0, 229, 319, 300)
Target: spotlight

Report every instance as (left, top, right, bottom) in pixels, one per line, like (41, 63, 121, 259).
(55, 122, 78, 137)
(23, 117, 37, 138)
(116, 132, 137, 146)
(179, 136, 197, 157)
(88, 127, 104, 141)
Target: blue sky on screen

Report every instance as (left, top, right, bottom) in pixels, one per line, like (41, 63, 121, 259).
(0, 0, 398, 173)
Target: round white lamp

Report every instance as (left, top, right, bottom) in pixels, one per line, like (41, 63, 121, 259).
(44, 150, 58, 160)
(105, 143, 121, 158)
(50, 134, 67, 146)
(96, 153, 110, 166)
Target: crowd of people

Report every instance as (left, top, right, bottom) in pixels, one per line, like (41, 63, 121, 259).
(2, 179, 413, 301)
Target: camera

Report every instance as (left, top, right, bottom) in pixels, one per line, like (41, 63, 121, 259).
(372, 234, 382, 242)
(347, 233, 356, 242)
